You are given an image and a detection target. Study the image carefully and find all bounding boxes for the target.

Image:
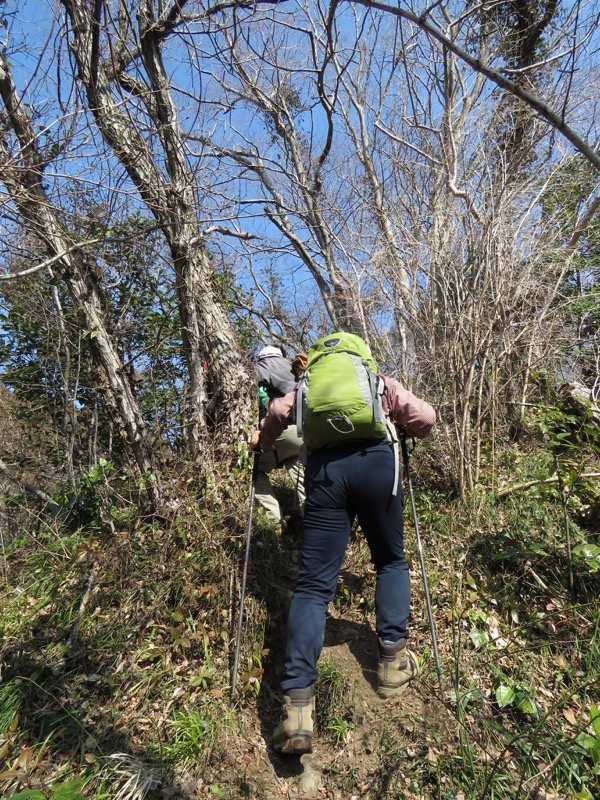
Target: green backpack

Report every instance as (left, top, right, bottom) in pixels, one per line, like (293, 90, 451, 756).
(295, 333, 399, 489)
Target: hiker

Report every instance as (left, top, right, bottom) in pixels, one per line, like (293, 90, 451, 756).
(253, 346, 306, 524)
(249, 332, 436, 755)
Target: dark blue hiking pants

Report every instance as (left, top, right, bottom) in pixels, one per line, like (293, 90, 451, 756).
(281, 441, 410, 692)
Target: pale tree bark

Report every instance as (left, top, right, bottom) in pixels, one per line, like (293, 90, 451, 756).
(372, 59, 580, 496)
(48, 270, 79, 489)
(59, 0, 254, 451)
(326, 17, 415, 367)
(427, 48, 488, 494)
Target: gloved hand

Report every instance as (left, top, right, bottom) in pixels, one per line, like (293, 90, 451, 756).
(292, 352, 308, 378)
(249, 430, 262, 452)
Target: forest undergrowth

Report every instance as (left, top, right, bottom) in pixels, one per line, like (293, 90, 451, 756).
(0, 440, 599, 800)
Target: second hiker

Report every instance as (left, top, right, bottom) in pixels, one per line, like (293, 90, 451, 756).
(253, 345, 306, 525)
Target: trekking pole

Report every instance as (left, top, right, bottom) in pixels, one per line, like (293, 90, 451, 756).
(230, 450, 260, 705)
(400, 435, 445, 698)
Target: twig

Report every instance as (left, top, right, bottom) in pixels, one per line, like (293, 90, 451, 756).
(0, 457, 60, 513)
(497, 472, 600, 498)
(553, 453, 574, 600)
(0, 522, 8, 588)
(54, 565, 99, 673)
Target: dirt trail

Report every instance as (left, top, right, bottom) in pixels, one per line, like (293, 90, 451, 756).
(228, 607, 459, 800)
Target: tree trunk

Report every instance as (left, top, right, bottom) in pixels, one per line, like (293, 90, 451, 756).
(60, 0, 254, 453)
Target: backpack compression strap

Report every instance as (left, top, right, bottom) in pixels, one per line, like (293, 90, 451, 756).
(294, 378, 306, 439)
(386, 415, 400, 497)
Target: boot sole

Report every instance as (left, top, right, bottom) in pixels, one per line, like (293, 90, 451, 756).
(274, 734, 313, 755)
(377, 682, 411, 699)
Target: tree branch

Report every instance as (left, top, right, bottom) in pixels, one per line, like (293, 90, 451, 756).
(497, 473, 600, 498)
(0, 230, 161, 282)
(345, 0, 600, 171)
(0, 458, 60, 513)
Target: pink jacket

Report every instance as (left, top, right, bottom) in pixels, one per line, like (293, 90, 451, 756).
(258, 375, 435, 450)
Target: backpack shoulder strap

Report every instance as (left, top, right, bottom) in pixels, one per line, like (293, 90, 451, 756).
(369, 370, 385, 426)
(386, 415, 400, 496)
(378, 376, 400, 496)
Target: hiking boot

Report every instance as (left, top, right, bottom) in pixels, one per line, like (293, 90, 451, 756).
(377, 638, 419, 699)
(272, 686, 315, 755)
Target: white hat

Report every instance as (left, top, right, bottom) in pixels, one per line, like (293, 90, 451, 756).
(258, 346, 282, 358)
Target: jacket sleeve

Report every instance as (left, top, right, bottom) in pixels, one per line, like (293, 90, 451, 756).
(258, 390, 295, 448)
(383, 375, 436, 439)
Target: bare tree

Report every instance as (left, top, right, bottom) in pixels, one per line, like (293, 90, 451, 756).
(345, 0, 600, 171)
(0, 53, 162, 501)
(58, 0, 254, 451)
(199, 2, 379, 339)
(178, 0, 598, 492)
(1, 0, 598, 498)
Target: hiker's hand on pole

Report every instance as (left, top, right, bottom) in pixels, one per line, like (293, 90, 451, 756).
(249, 430, 262, 452)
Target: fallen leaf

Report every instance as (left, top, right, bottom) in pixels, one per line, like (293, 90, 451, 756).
(0, 770, 21, 779)
(563, 708, 577, 725)
(17, 746, 33, 769)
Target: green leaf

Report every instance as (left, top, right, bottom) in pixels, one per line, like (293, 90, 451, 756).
(53, 778, 86, 799)
(516, 694, 539, 717)
(573, 543, 600, 572)
(10, 792, 45, 800)
(495, 684, 516, 708)
(470, 629, 489, 649)
(576, 731, 600, 765)
(577, 732, 596, 749)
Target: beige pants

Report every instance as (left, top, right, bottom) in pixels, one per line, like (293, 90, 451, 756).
(255, 424, 305, 522)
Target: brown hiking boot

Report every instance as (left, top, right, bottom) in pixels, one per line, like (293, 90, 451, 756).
(377, 638, 419, 699)
(272, 686, 315, 755)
